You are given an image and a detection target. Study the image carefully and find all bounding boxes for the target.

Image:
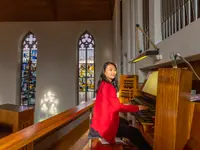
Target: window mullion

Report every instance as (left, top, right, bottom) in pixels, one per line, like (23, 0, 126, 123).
(85, 47, 88, 102)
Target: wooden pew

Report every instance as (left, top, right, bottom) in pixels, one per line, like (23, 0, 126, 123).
(0, 124, 12, 139)
(0, 104, 34, 139)
(0, 100, 94, 150)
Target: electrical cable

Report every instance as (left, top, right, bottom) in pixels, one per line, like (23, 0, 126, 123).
(174, 53, 200, 80)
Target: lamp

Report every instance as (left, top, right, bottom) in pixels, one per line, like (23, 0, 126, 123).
(129, 24, 159, 63)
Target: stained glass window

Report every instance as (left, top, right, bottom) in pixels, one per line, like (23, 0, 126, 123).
(78, 31, 95, 104)
(21, 32, 38, 106)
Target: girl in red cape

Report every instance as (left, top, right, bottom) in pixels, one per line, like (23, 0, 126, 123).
(89, 62, 152, 150)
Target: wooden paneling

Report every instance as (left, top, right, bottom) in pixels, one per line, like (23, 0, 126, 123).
(34, 112, 90, 149)
(0, 104, 34, 133)
(179, 60, 200, 94)
(149, 60, 200, 94)
(0, 0, 114, 21)
(68, 130, 90, 150)
(0, 124, 12, 139)
(154, 68, 193, 150)
(185, 103, 200, 150)
(176, 69, 193, 150)
(133, 120, 154, 147)
(50, 118, 89, 150)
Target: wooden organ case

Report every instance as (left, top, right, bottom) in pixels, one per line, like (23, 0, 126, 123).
(129, 68, 200, 150)
(130, 71, 157, 147)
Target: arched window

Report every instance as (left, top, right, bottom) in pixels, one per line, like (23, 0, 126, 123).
(78, 31, 95, 104)
(21, 32, 38, 106)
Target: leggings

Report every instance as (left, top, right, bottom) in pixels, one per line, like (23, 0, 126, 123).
(116, 117, 153, 150)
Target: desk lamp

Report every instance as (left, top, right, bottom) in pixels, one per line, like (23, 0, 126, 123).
(129, 24, 159, 63)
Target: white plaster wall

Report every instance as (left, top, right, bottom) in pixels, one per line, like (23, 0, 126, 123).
(0, 21, 113, 122)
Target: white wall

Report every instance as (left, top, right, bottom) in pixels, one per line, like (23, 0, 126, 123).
(0, 21, 113, 122)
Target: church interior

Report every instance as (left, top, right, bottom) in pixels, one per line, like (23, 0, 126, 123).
(0, 0, 200, 149)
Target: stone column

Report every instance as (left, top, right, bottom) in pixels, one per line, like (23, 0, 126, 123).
(122, 0, 131, 74)
(149, 0, 162, 46)
(135, 0, 144, 52)
(113, 0, 121, 74)
(130, 0, 136, 74)
(135, 0, 147, 83)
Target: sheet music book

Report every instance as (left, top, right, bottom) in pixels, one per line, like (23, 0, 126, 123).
(98, 137, 125, 144)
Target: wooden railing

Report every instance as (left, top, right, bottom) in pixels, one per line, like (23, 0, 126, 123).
(0, 100, 94, 150)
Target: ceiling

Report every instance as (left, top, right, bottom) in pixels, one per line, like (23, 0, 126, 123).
(0, 0, 115, 22)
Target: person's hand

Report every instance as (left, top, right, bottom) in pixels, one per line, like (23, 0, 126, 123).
(138, 105, 148, 111)
(117, 92, 119, 98)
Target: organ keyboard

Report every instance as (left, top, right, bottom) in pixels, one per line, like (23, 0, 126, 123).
(131, 95, 156, 124)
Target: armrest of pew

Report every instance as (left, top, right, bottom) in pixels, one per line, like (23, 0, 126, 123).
(0, 100, 94, 150)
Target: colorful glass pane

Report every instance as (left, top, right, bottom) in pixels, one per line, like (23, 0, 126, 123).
(79, 33, 95, 49)
(87, 64, 94, 77)
(87, 49, 94, 63)
(87, 78, 94, 91)
(79, 92, 86, 104)
(78, 31, 95, 103)
(87, 92, 94, 101)
(79, 49, 86, 63)
(23, 49, 30, 63)
(21, 33, 38, 106)
(79, 63, 86, 77)
(79, 78, 86, 92)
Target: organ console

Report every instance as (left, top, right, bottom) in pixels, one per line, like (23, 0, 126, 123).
(128, 71, 157, 146)
(131, 71, 157, 125)
(125, 68, 200, 150)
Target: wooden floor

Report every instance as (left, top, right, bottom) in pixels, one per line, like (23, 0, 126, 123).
(68, 130, 90, 150)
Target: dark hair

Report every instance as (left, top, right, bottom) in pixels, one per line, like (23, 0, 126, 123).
(96, 62, 118, 93)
